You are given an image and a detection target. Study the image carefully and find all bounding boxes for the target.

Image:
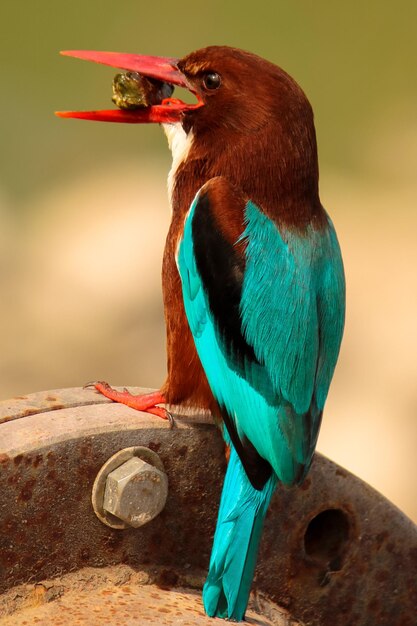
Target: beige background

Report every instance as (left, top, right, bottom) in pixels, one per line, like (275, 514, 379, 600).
(1, 1, 416, 522)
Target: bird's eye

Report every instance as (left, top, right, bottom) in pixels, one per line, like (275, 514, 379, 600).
(203, 72, 221, 90)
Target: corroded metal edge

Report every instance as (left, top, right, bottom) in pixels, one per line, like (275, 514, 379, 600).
(0, 387, 116, 424)
(0, 564, 297, 626)
(0, 393, 215, 458)
(0, 386, 212, 426)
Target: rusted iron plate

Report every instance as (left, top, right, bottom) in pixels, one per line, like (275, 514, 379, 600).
(257, 459, 417, 626)
(0, 397, 225, 599)
(0, 388, 416, 626)
(0, 565, 293, 626)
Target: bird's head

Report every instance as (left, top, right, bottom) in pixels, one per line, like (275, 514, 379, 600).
(57, 45, 314, 144)
(58, 46, 320, 217)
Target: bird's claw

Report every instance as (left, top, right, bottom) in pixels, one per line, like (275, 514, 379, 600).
(83, 380, 110, 391)
(82, 381, 173, 426)
(165, 410, 175, 429)
(83, 381, 97, 389)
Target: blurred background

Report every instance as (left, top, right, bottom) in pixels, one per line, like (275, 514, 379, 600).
(1, 1, 416, 521)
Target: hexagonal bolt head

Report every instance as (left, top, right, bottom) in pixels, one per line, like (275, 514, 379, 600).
(103, 456, 168, 528)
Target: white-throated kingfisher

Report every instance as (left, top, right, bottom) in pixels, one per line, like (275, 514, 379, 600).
(57, 46, 345, 621)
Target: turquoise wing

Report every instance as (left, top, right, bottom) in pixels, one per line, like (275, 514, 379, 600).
(177, 178, 345, 486)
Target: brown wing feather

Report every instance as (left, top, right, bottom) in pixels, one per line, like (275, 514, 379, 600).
(161, 175, 246, 411)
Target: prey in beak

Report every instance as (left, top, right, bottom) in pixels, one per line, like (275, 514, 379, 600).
(111, 72, 174, 110)
(56, 50, 203, 123)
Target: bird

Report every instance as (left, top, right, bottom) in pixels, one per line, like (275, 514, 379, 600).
(57, 46, 345, 621)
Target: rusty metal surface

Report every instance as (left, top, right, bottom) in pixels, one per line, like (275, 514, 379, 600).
(0, 388, 416, 626)
(0, 565, 293, 626)
(257, 464, 417, 626)
(0, 387, 115, 425)
(0, 393, 225, 598)
(0, 386, 211, 425)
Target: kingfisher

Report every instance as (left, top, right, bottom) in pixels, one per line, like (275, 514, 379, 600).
(58, 46, 345, 621)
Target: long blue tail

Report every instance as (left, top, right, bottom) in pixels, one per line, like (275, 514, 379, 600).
(203, 444, 277, 621)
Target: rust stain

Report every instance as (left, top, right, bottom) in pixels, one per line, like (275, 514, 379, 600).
(46, 451, 56, 466)
(51, 529, 65, 541)
(375, 569, 390, 583)
(19, 477, 36, 502)
(32, 454, 43, 468)
(79, 441, 93, 456)
(30, 510, 49, 526)
(3, 517, 15, 532)
(335, 468, 348, 478)
(0, 550, 18, 568)
(375, 530, 389, 549)
(156, 569, 179, 590)
(20, 409, 39, 418)
(177, 445, 188, 457)
(78, 548, 91, 563)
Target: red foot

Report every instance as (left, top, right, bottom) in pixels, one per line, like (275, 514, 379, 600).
(85, 382, 173, 425)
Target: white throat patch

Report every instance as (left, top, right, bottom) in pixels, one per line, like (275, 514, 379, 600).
(163, 123, 194, 207)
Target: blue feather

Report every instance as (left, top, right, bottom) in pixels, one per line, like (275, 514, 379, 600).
(177, 185, 345, 620)
(203, 445, 277, 620)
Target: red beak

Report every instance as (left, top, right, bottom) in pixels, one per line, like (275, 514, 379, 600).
(55, 50, 202, 123)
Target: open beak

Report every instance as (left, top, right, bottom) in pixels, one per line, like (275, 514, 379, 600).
(56, 50, 202, 123)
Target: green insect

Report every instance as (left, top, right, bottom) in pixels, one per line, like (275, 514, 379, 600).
(112, 72, 174, 109)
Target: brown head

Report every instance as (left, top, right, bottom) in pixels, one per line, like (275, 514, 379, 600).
(174, 46, 321, 224)
(57, 45, 322, 225)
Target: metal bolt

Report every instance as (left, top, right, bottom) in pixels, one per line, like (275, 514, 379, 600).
(102, 456, 168, 528)
(92, 446, 168, 529)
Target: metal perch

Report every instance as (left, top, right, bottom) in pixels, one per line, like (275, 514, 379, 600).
(0, 388, 416, 625)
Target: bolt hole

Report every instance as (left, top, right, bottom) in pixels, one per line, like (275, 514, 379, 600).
(304, 508, 350, 570)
